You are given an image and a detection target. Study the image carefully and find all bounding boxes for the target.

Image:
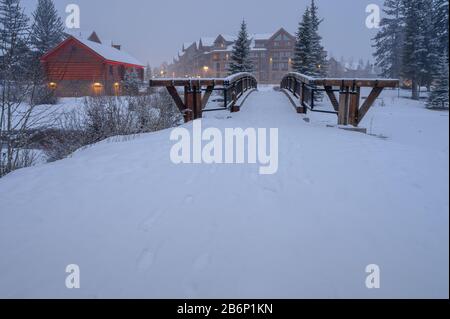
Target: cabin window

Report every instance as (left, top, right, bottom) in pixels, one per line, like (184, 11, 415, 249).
(109, 66, 114, 76)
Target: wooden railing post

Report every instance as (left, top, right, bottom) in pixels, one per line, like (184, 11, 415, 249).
(193, 85, 202, 119)
(230, 89, 239, 113)
(338, 86, 350, 125)
(348, 86, 360, 126)
(183, 86, 192, 122)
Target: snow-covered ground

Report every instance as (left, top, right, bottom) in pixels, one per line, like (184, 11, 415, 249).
(0, 86, 448, 298)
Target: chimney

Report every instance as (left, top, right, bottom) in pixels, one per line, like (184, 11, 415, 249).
(112, 43, 121, 50)
(88, 31, 101, 44)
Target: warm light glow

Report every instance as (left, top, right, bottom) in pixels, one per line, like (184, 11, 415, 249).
(203, 66, 209, 72)
(270, 57, 273, 63)
(114, 82, 120, 87)
(160, 70, 164, 75)
(48, 82, 57, 89)
(93, 82, 103, 88)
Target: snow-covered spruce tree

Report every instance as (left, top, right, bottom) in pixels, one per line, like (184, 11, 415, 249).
(372, 0, 405, 79)
(420, 0, 440, 91)
(309, 0, 327, 77)
(145, 62, 153, 81)
(292, 7, 315, 75)
(122, 69, 140, 95)
(228, 20, 254, 75)
(433, 0, 449, 58)
(402, 0, 440, 99)
(401, 0, 424, 99)
(30, 0, 64, 55)
(28, 0, 64, 104)
(427, 56, 449, 109)
(0, 0, 39, 176)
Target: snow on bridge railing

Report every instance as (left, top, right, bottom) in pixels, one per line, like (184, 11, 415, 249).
(280, 72, 399, 127)
(149, 73, 257, 122)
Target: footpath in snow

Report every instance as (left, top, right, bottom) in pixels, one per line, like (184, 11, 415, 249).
(0, 87, 448, 298)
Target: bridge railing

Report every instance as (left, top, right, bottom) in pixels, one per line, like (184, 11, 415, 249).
(149, 72, 257, 122)
(280, 72, 399, 127)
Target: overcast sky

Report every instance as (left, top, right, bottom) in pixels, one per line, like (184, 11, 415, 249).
(22, 0, 384, 66)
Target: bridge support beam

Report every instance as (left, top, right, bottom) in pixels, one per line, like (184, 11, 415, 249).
(280, 73, 399, 127)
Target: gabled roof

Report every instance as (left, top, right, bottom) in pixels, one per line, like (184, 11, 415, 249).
(199, 37, 216, 47)
(41, 35, 144, 68)
(252, 33, 275, 41)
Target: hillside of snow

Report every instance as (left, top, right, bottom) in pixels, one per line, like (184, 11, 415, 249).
(0, 86, 448, 298)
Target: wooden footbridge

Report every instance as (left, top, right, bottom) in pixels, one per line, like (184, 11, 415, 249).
(150, 72, 399, 127)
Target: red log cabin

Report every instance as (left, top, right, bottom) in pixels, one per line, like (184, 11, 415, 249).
(41, 32, 145, 97)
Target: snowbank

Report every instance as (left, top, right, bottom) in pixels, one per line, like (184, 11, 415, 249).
(0, 87, 448, 298)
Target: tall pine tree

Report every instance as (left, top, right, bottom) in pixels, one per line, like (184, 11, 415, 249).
(309, 0, 327, 77)
(372, 0, 404, 79)
(228, 20, 254, 75)
(0, 0, 29, 80)
(433, 0, 449, 58)
(402, 0, 424, 99)
(292, 7, 315, 75)
(30, 0, 64, 55)
(427, 55, 449, 109)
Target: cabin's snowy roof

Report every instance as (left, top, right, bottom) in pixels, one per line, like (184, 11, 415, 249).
(72, 35, 144, 67)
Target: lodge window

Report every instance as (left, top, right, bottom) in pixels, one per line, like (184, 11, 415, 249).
(216, 62, 220, 71)
(272, 62, 279, 71)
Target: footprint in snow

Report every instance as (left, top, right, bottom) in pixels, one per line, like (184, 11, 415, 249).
(136, 249, 154, 272)
(139, 210, 164, 232)
(193, 253, 211, 271)
(184, 195, 194, 204)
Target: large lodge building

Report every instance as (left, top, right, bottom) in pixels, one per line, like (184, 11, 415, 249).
(167, 28, 296, 84)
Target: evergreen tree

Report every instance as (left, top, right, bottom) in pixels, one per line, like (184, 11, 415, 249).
(292, 7, 315, 75)
(433, 0, 449, 58)
(228, 20, 253, 75)
(309, 0, 327, 77)
(427, 56, 449, 109)
(420, 0, 440, 91)
(402, 0, 424, 99)
(122, 69, 140, 95)
(372, 0, 404, 79)
(30, 0, 64, 55)
(0, 0, 29, 80)
(145, 62, 153, 81)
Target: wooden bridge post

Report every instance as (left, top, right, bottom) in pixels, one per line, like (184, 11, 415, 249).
(298, 83, 307, 114)
(230, 89, 239, 113)
(338, 86, 350, 125)
(185, 84, 203, 120)
(348, 86, 360, 127)
(184, 86, 193, 122)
